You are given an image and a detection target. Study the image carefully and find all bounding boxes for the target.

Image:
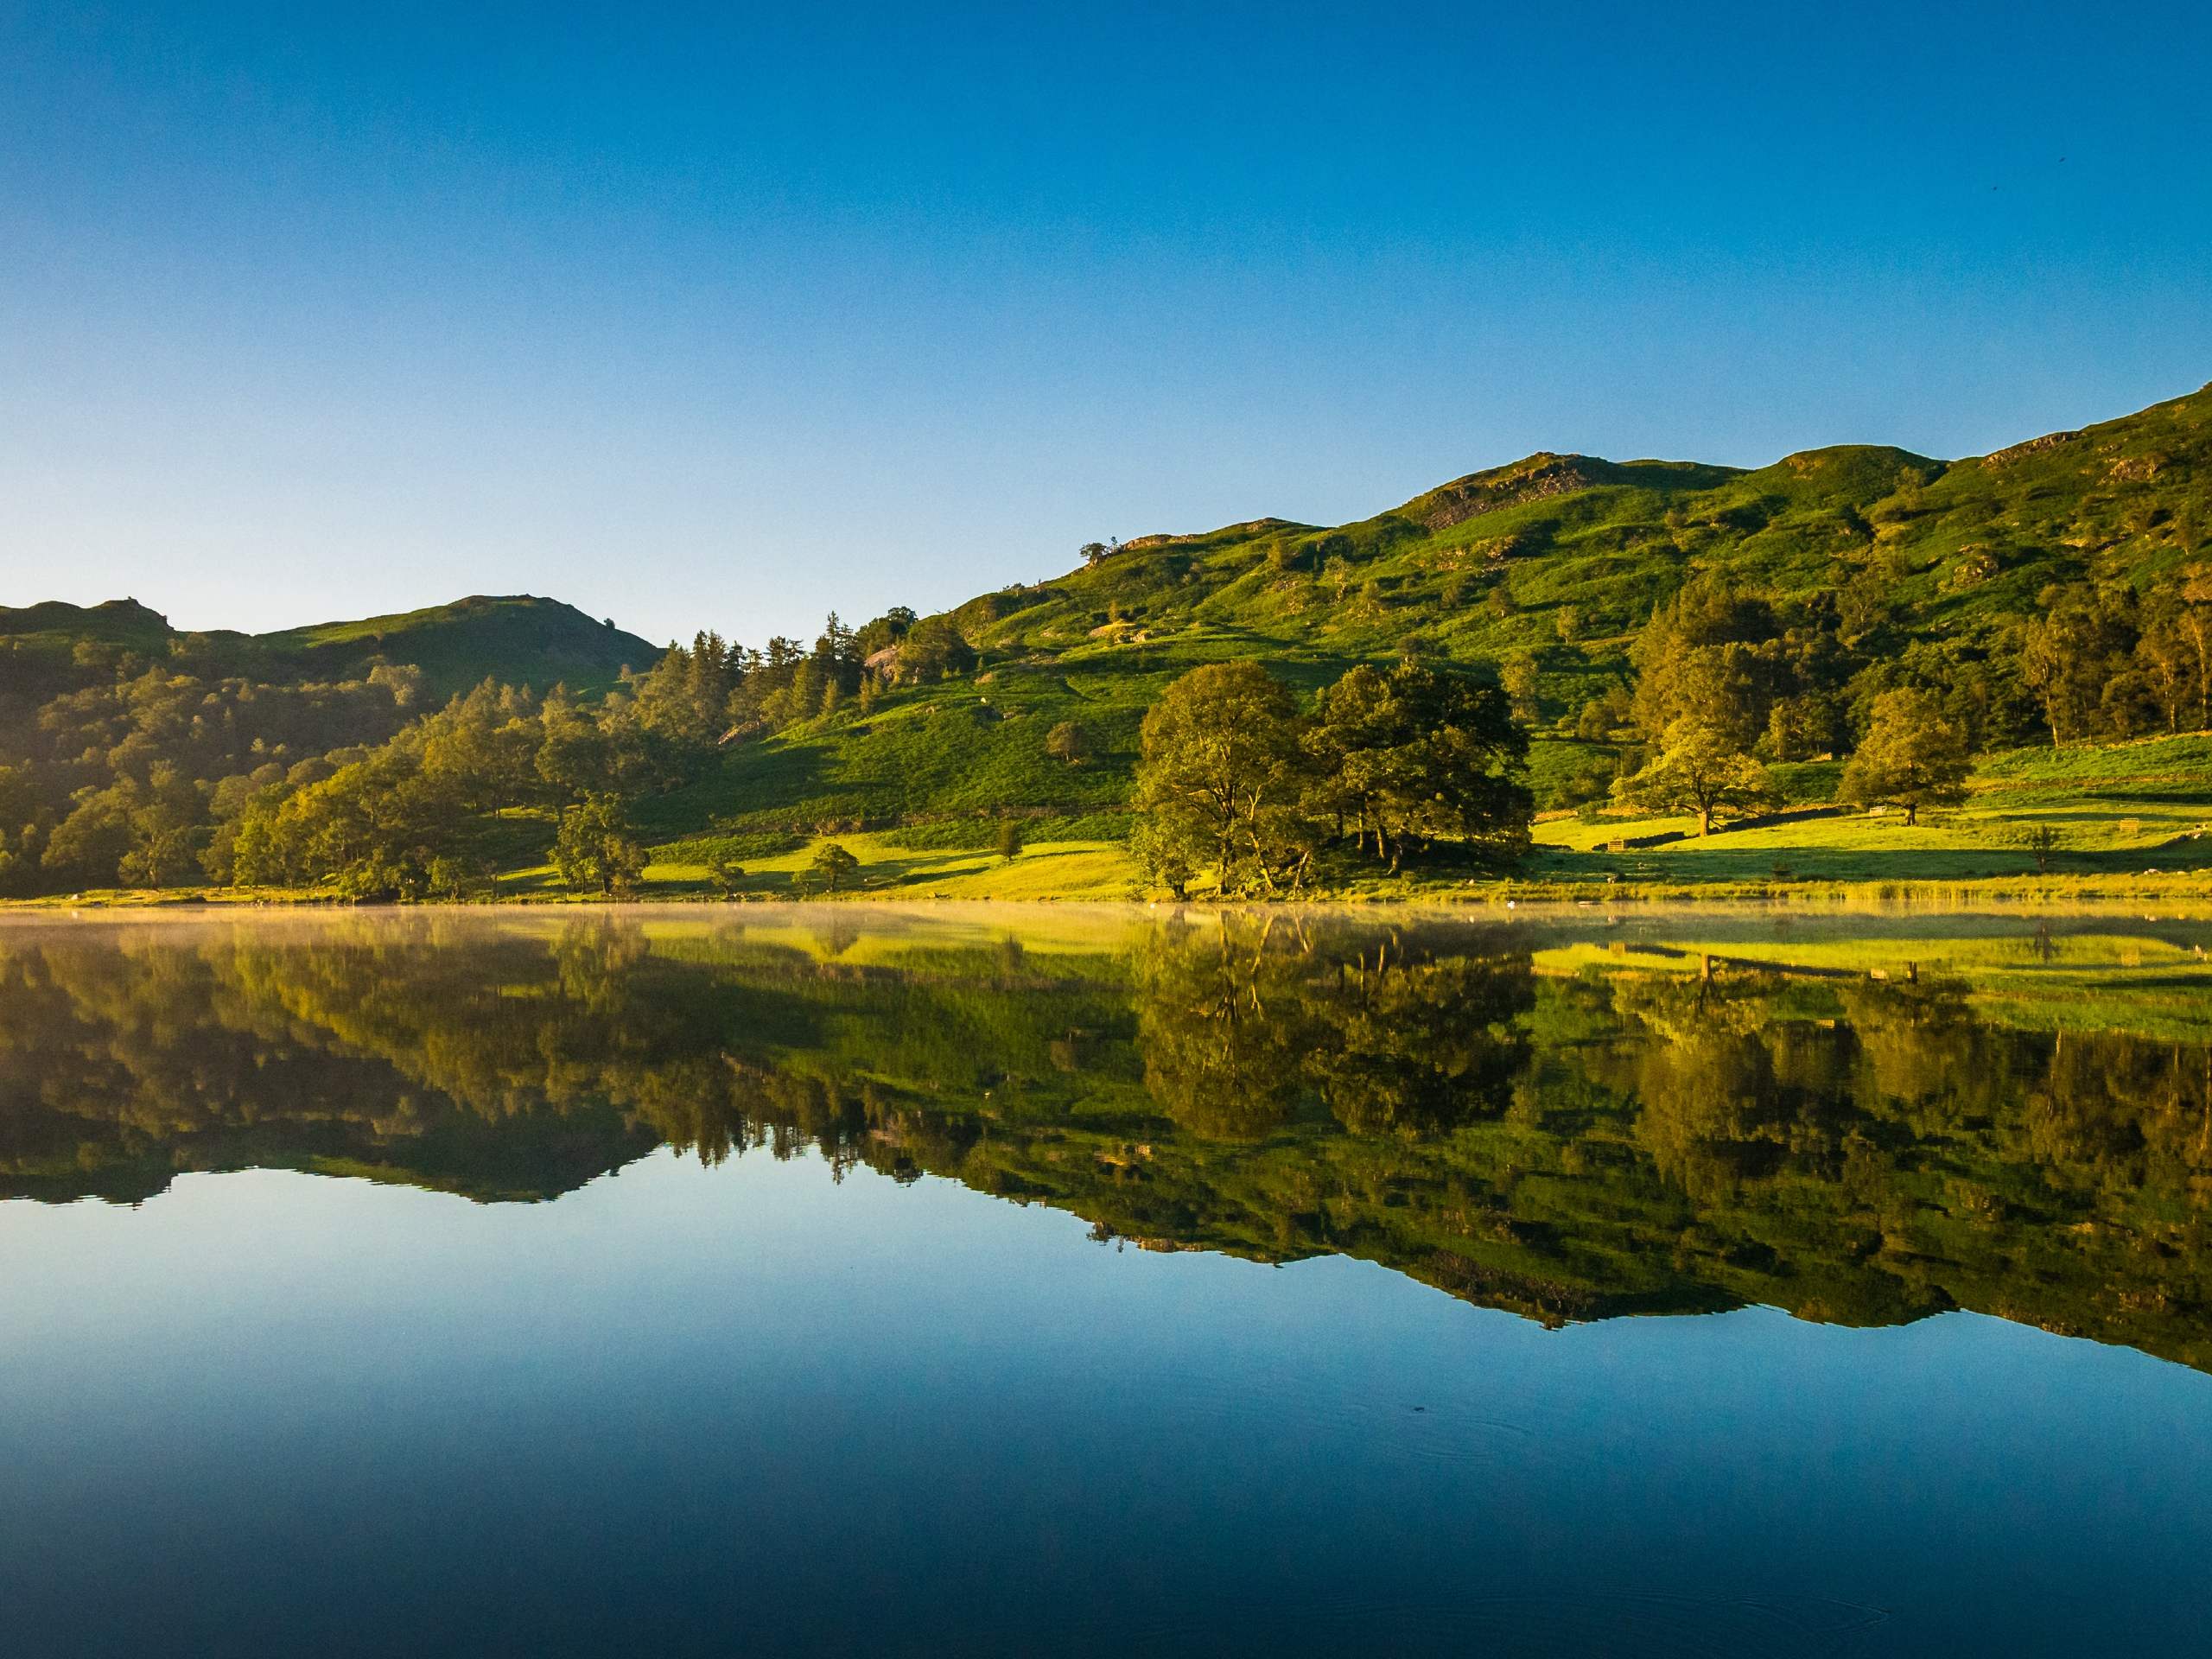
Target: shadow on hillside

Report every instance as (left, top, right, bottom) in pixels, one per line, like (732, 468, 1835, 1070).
(632, 743, 833, 837)
(639, 843, 1103, 900)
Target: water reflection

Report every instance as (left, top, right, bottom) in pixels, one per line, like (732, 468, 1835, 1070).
(3, 906, 2209, 1367)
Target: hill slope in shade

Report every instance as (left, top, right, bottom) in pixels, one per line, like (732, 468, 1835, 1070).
(1, 594, 658, 700)
(253, 594, 658, 698)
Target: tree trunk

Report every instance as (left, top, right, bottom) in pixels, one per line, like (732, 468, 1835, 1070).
(1904, 802, 1918, 826)
(1697, 804, 1713, 837)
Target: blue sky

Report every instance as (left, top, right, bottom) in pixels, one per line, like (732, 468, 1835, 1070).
(3, 2, 2208, 646)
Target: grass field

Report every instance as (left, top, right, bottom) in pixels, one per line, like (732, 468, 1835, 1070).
(501, 831, 1141, 902)
(1525, 734, 2212, 888)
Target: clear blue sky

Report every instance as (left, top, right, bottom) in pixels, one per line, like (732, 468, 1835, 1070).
(4, 1, 2208, 646)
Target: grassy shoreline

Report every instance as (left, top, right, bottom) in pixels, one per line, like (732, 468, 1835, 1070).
(13, 733, 2209, 914)
(13, 868, 2211, 913)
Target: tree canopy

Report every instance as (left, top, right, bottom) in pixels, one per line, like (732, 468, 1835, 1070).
(1130, 660, 1532, 893)
(1842, 689, 1971, 823)
(1614, 716, 1773, 836)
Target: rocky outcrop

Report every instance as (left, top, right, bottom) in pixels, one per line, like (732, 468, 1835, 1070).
(1980, 430, 2081, 468)
(1415, 453, 1611, 532)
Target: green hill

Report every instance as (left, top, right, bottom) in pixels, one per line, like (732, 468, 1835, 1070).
(251, 594, 657, 699)
(2, 593, 655, 701)
(627, 381, 2211, 863)
(941, 386, 2205, 669)
(5, 381, 2210, 902)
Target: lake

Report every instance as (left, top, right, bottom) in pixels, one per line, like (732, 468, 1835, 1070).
(3, 905, 2209, 1656)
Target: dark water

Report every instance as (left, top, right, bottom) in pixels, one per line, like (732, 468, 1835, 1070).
(3, 906, 2211, 1656)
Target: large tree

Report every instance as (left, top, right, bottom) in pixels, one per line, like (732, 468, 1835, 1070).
(1306, 664, 1530, 869)
(1131, 662, 1313, 896)
(1614, 716, 1772, 836)
(1841, 688, 1970, 824)
(1629, 576, 1783, 747)
(553, 795, 645, 895)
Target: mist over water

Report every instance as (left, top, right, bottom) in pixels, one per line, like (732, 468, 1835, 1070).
(3, 906, 2209, 1656)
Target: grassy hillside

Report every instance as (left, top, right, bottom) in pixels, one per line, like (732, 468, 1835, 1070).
(923, 384, 2209, 715)
(594, 381, 2212, 885)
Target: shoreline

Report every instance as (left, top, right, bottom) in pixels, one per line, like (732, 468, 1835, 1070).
(9, 871, 2212, 918)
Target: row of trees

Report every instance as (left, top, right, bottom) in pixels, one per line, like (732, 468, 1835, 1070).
(1129, 660, 1532, 895)
(221, 679, 678, 899)
(627, 607, 979, 746)
(1617, 688, 1970, 835)
(0, 653, 427, 894)
(0, 595, 963, 896)
(2022, 568, 2212, 745)
(1592, 562, 2196, 835)
(1585, 558, 2190, 795)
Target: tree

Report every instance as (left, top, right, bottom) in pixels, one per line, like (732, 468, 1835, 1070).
(707, 853, 747, 898)
(810, 842, 861, 894)
(553, 796, 645, 895)
(1613, 716, 1772, 836)
(1305, 663, 1530, 869)
(1128, 818, 1193, 899)
(854, 607, 917, 658)
(995, 819, 1024, 861)
(2022, 584, 2137, 746)
(894, 616, 976, 683)
(1045, 721, 1090, 766)
(1841, 689, 1970, 824)
(1766, 692, 1844, 762)
(41, 783, 137, 889)
(425, 852, 493, 901)
(537, 685, 614, 800)
(1499, 654, 1541, 725)
(1130, 662, 1313, 897)
(118, 765, 206, 887)
(421, 680, 541, 809)
(222, 743, 461, 899)
(1629, 577, 1786, 747)
(2138, 577, 2212, 733)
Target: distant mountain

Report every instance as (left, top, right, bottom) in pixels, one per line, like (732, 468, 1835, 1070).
(0, 593, 658, 700)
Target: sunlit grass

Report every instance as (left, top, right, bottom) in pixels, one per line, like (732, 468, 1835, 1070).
(636, 831, 1139, 901)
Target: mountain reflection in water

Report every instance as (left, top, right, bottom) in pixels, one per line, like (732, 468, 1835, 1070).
(5, 905, 2209, 1370)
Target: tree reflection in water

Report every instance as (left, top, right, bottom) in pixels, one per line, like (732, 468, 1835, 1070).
(2, 910, 2209, 1367)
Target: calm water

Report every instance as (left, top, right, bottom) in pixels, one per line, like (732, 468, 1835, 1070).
(3, 906, 2211, 1656)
